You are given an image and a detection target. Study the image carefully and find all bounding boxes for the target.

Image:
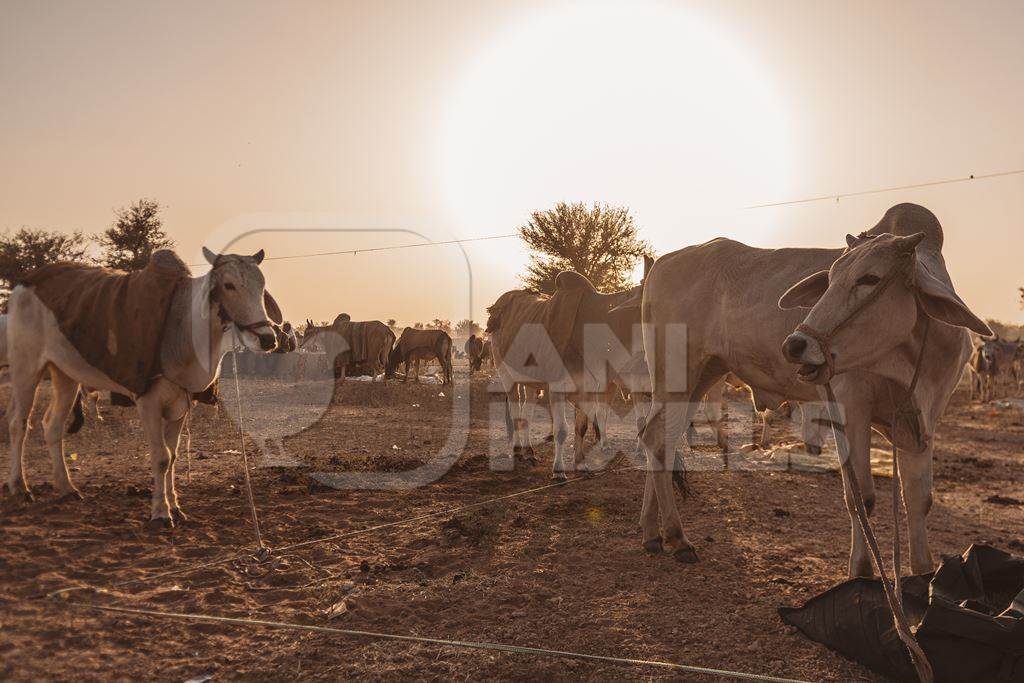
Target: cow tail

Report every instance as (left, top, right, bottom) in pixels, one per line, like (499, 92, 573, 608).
(671, 450, 689, 499)
(66, 389, 85, 434)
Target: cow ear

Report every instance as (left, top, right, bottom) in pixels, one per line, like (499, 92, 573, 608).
(251, 249, 265, 265)
(263, 290, 283, 324)
(202, 246, 219, 265)
(779, 270, 829, 309)
(845, 234, 858, 249)
(913, 260, 991, 336)
(643, 255, 654, 278)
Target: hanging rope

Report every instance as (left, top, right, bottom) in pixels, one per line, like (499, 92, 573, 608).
(822, 383, 933, 683)
(230, 350, 265, 552)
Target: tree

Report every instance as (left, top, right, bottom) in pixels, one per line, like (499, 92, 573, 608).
(413, 322, 424, 329)
(386, 318, 397, 328)
(0, 228, 91, 308)
(518, 201, 651, 294)
(97, 199, 174, 271)
(454, 319, 480, 337)
(430, 319, 452, 334)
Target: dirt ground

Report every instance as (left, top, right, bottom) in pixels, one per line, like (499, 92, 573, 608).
(1, 366, 1022, 682)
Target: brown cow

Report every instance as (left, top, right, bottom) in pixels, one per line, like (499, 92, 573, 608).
(465, 334, 485, 373)
(300, 317, 395, 381)
(388, 328, 453, 384)
(486, 271, 642, 479)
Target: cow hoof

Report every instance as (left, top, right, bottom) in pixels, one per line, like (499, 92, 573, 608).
(550, 472, 567, 482)
(578, 466, 593, 478)
(805, 443, 823, 456)
(58, 489, 84, 502)
(171, 509, 188, 524)
(4, 483, 34, 502)
(145, 517, 174, 531)
(642, 538, 664, 554)
(672, 545, 700, 564)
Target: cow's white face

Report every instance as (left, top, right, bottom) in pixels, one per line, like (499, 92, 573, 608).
(779, 231, 991, 385)
(205, 247, 278, 353)
(780, 235, 921, 383)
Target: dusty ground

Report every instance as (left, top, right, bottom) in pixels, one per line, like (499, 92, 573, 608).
(1, 367, 1022, 682)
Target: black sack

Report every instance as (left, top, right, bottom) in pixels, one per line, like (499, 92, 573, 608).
(780, 544, 1024, 682)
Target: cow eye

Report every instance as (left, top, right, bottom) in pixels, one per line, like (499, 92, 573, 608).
(224, 282, 237, 291)
(855, 274, 881, 287)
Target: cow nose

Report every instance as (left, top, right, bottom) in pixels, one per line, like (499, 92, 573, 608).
(782, 334, 807, 362)
(258, 332, 278, 351)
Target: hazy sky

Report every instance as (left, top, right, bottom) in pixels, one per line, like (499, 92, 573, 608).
(1, 0, 1021, 326)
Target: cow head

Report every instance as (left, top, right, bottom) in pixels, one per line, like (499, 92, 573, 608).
(779, 232, 990, 384)
(978, 339, 999, 372)
(204, 247, 280, 353)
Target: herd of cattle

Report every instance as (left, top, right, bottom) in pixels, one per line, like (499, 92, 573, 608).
(0, 203, 1018, 582)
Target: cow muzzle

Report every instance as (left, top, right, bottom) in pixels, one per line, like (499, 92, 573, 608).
(782, 331, 831, 384)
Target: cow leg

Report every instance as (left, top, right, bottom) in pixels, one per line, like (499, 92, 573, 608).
(86, 390, 103, 421)
(639, 468, 661, 552)
(572, 406, 589, 471)
(801, 403, 825, 455)
(42, 367, 82, 499)
(702, 382, 729, 453)
(5, 363, 43, 500)
(137, 394, 173, 526)
(549, 394, 570, 480)
(759, 411, 772, 449)
(521, 388, 538, 463)
(414, 359, 420, 383)
(507, 385, 524, 457)
(896, 446, 934, 574)
(163, 411, 187, 523)
(639, 399, 700, 562)
(632, 393, 650, 461)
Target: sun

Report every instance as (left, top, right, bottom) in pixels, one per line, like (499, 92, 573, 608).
(439, 1, 793, 249)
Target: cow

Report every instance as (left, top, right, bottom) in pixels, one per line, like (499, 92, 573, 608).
(300, 318, 395, 381)
(387, 328, 453, 384)
(635, 204, 989, 577)
(465, 334, 486, 373)
(480, 339, 493, 368)
(486, 271, 646, 480)
(3, 248, 281, 525)
(969, 337, 1001, 402)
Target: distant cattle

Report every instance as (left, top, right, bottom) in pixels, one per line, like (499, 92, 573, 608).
(969, 336, 1022, 401)
(300, 317, 395, 381)
(464, 334, 485, 373)
(388, 328, 453, 384)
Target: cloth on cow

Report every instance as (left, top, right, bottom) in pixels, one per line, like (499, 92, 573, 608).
(20, 250, 190, 395)
(780, 544, 1024, 682)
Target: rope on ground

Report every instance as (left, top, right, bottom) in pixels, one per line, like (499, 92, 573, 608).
(45, 463, 642, 597)
(56, 600, 809, 683)
(823, 383, 933, 683)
